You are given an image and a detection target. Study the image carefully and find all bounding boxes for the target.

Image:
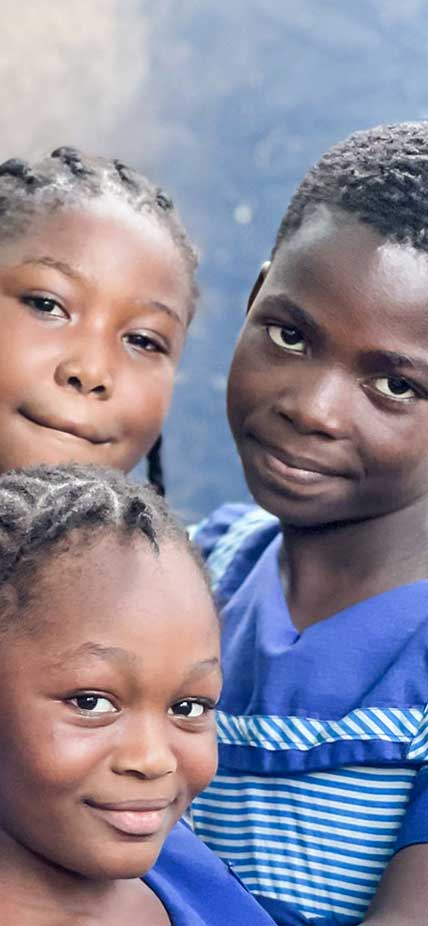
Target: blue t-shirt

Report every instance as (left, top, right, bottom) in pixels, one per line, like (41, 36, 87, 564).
(190, 504, 428, 926)
(147, 821, 275, 924)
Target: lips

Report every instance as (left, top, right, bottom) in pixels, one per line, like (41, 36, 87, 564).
(248, 435, 351, 482)
(85, 798, 174, 837)
(19, 405, 113, 445)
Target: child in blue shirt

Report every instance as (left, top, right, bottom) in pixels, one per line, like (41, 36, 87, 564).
(0, 148, 275, 922)
(0, 463, 275, 925)
(190, 122, 428, 926)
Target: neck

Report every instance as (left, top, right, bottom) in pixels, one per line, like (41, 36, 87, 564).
(0, 835, 167, 925)
(280, 498, 428, 632)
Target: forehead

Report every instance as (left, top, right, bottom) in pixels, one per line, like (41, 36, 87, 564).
(26, 534, 218, 665)
(0, 198, 191, 320)
(267, 206, 428, 341)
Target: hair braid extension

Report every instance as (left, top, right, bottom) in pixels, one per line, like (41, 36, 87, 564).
(147, 436, 165, 497)
(0, 463, 201, 633)
(273, 122, 428, 256)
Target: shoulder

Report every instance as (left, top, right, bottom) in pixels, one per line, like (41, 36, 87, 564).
(188, 502, 257, 554)
(190, 503, 280, 594)
(146, 822, 275, 925)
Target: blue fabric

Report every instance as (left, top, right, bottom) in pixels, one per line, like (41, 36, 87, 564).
(394, 765, 428, 852)
(190, 504, 428, 925)
(146, 821, 276, 924)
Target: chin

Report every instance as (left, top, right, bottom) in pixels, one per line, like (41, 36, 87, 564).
(70, 842, 164, 881)
(250, 483, 356, 530)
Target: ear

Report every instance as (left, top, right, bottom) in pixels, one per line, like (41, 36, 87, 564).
(246, 260, 271, 314)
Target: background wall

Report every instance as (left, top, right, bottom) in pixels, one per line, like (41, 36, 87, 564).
(2, 0, 428, 518)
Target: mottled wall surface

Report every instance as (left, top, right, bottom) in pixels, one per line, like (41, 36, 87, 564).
(1, 0, 428, 517)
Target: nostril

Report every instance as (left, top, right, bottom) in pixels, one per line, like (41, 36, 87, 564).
(66, 377, 105, 395)
(68, 376, 82, 390)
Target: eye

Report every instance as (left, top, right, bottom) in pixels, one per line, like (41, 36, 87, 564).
(168, 699, 213, 720)
(124, 332, 167, 355)
(69, 693, 117, 715)
(372, 376, 417, 401)
(21, 294, 66, 318)
(266, 324, 306, 353)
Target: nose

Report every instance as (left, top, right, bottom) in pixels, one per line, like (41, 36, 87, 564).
(277, 365, 352, 439)
(112, 715, 177, 781)
(54, 340, 114, 399)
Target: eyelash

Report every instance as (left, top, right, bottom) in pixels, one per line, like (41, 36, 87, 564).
(21, 294, 66, 317)
(68, 692, 118, 716)
(168, 698, 217, 720)
(264, 324, 424, 404)
(66, 693, 217, 721)
(265, 324, 307, 354)
(368, 377, 419, 402)
(21, 295, 168, 356)
(124, 332, 167, 355)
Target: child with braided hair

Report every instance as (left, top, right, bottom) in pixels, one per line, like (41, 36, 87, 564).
(0, 462, 275, 926)
(0, 145, 199, 493)
(189, 122, 428, 926)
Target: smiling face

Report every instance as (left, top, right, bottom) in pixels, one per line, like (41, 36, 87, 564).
(228, 206, 428, 528)
(0, 533, 221, 880)
(0, 198, 191, 473)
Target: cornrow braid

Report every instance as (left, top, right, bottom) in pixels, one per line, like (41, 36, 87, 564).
(0, 158, 42, 187)
(273, 122, 428, 256)
(0, 145, 198, 307)
(51, 146, 94, 179)
(0, 463, 199, 632)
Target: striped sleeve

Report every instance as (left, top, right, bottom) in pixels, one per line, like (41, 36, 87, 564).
(192, 765, 417, 924)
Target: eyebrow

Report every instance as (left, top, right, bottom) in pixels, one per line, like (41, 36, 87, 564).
(258, 294, 320, 334)
(259, 295, 428, 375)
(54, 643, 221, 679)
(54, 641, 137, 670)
(183, 657, 222, 682)
(365, 349, 428, 377)
(20, 257, 184, 327)
(22, 255, 81, 280)
(148, 300, 185, 327)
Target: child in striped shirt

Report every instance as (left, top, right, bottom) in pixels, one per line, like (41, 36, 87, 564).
(190, 122, 428, 926)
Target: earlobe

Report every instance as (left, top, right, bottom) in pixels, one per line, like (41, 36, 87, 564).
(246, 261, 271, 314)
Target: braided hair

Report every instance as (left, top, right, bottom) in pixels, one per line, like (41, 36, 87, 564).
(0, 463, 202, 633)
(273, 122, 428, 256)
(0, 146, 200, 497)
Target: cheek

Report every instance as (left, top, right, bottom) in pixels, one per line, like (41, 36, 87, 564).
(120, 367, 176, 432)
(0, 715, 109, 795)
(227, 347, 249, 421)
(0, 319, 59, 371)
(0, 341, 32, 394)
(362, 418, 424, 475)
(177, 727, 218, 798)
(228, 358, 269, 432)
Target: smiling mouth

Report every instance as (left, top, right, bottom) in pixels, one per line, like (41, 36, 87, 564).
(19, 408, 113, 446)
(85, 799, 173, 837)
(249, 436, 349, 484)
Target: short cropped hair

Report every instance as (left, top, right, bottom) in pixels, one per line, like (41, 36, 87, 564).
(274, 122, 428, 256)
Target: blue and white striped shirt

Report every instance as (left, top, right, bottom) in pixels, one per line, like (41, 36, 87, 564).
(190, 505, 428, 925)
